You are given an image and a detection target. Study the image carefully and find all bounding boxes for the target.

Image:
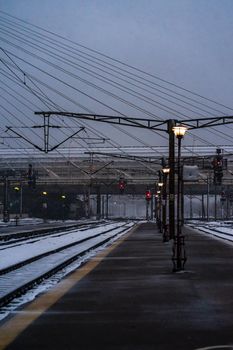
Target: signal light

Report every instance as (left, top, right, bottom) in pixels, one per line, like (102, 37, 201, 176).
(118, 179, 126, 193)
(145, 190, 152, 201)
(212, 150, 223, 185)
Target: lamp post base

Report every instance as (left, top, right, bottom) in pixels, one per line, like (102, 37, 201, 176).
(163, 224, 169, 242)
(172, 235, 187, 272)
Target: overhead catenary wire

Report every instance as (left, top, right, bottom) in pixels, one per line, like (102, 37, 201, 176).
(1, 46, 231, 153)
(0, 51, 171, 152)
(0, 10, 232, 113)
(0, 10, 232, 159)
(0, 56, 164, 174)
(0, 24, 223, 118)
(0, 61, 166, 156)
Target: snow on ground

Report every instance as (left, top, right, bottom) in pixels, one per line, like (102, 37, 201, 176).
(0, 217, 88, 227)
(186, 220, 233, 243)
(0, 221, 133, 270)
(0, 219, 233, 321)
(0, 219, 136, 321)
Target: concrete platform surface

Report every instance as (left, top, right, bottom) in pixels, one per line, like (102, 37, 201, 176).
(1, 222, 233, 350)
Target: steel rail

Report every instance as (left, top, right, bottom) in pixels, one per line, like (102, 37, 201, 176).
(0, 222, 134, 307)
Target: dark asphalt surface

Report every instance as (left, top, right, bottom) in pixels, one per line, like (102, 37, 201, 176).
(3, 222, 233, 350)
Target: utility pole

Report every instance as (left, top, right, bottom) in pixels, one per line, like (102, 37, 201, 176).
(96, 186, 101, 220)
(3, 175, 9, 222)
(168, 119, 175, 239)
(19, 179, 23, 218)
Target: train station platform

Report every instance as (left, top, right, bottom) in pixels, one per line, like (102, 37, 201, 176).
(1, 222, 233, 350)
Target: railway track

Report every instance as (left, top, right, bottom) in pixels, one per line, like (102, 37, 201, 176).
(187, 222, 233, 243)
(0, 221, 135, 307)
(0, 220, 106, 242)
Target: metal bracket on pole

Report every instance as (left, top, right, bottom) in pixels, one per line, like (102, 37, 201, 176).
(6, 119, 84, 153)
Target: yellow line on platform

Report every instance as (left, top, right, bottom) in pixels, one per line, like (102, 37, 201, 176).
(0, 224, 138, 349)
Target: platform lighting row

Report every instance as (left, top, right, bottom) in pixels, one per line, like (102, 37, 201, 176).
(41, 192, 66, 199)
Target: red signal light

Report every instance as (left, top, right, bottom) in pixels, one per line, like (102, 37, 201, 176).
(145, 190, 152, 201)
(118, 179, 126, 192)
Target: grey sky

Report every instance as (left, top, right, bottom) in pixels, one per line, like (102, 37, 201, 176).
(0, 0, 233, 152)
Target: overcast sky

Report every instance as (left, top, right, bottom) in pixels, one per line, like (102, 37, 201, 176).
(0, 0, 233, 151)
(1, 0, 232, 98)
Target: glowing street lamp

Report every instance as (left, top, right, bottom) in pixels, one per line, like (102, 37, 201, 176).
(162, 167, 170, 175)
(42, 191, 48, 222)
(172, 125, 187, 139)
(172, 124, 187, 271)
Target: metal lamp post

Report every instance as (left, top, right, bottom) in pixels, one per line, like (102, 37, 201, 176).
(155, 189, 161, 229)
(42, 191, 48, 222)
(172, 125, 187, 271)
(162, 167, 170, 242)
(157, 180, 163, 233)
(61, 194, 66, 221)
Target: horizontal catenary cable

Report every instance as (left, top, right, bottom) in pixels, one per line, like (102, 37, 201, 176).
(0, 11, 231, 155)
(0, 24, 223, 118)
(1, 11, 232, 113)
(1, 51, 231, 153)
(0, 27, 232, 142)
(0, 53, 171, 148)
(0, 66, 167, 155)
(0, 61, 167, 171)
(0, 57, 229, 159)
(1, 45, 233, 146)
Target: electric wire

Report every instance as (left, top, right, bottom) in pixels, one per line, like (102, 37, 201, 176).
(1, 11, 232, 112)
(0, 10, 233, 159)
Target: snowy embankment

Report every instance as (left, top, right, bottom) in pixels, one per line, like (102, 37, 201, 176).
(0, 220, 136, 320)
(0, 221, 134, 270)
(186, 220, 233, 243)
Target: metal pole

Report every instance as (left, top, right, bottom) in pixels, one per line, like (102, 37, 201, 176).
(214, 185, 217, 220)
(181, 166, 184, 226)
(226, 192, 229, 219)
(154, 194, 157, 221)
(190, 194, 193, 219)
(176, 137, 182, 270)
(146, 200, 149, 221)
(96, 186, 101, 220)
(3, 176, 9, 222)
(159, 192, 162, 233)
(201, 194, 205, 219)
(101, 195, 105, 219)
(106, 193, 109, 219)
(87, 186, 91, 218)
(162, 173, 168, 241)
(173, 136, 186, 271)
(151, 195, 153, 220)
(207, 176, 209, 221)
(19, 180, 23, 218)
(168, 120, 175, 240)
